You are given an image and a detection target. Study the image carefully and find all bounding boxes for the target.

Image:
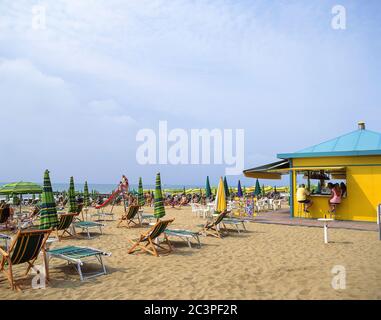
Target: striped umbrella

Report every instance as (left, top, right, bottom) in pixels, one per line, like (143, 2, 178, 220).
(68, 176, 77, 213)
(138, 177, 145, 207)
(83, 181, 90, 207)
(237, 180, 243, 197)
(205, 176, 212, 198)
(0, 181, 42, 195)
(39, 170, 58, 230)
(154, 173, 165, 220)
(215, 177, 227, 213)
(223, 176, 230, 198)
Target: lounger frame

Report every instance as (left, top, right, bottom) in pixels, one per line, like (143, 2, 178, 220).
(47, 246, 111, 281)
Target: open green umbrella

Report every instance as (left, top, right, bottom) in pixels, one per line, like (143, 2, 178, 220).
(68, 176, 77, 213)
(254, 179, 262, 196)
(39, 170, 58, 230)
(83, 181, 90, 207)
(205, 176, 212, 198)
(154, 173, 165, 220)
(0, 181, 42, 195)
(138, 177, 145, 207)
(223, 176, 230, 198)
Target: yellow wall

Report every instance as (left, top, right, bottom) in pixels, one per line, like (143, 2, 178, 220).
(292, 155, 381, 222)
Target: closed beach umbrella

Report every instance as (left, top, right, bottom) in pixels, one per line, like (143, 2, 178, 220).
(83, 181, 90, 207)
(254, 179, 262, 196)
(237, 180, 243, 197)
(138, 177, 145, 207)
(39, 170, 58, 229)
(68, 176, 77, 213)
(215, 177, 227, 213)
(223, 176, 230, 198)
(205, 176, 212, 198)
(154, 173, 165, 219)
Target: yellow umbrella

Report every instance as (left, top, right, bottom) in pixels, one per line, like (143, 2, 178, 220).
(215, 177, 227, 213)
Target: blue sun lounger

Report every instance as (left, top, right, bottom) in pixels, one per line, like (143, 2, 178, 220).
(47, 245, 111, 281)
(73, 220, 105, 239)
(222, 218, 249, 233)
(164, 229, 201, 248)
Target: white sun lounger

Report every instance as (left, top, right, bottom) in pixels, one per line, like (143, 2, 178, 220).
(164, 229, 201, 248)
(47, 245, 111, 281)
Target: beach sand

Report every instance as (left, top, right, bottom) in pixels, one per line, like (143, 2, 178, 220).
(1, 206, 380, 299)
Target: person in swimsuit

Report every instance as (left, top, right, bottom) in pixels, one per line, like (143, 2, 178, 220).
(328, 183, 342, 213)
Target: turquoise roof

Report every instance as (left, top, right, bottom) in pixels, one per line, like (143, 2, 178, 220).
(278, 129, 381, 159)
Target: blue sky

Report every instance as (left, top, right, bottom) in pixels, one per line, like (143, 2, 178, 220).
(0, 0, 380, 187)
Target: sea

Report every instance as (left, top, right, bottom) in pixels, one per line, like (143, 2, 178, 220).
(0, 182, 205, 198)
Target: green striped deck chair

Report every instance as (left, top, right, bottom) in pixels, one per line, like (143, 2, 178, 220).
(200, 210, 229, 238)
(128, 219, 174, 257)
(47, 245, 111, 281)
(55, 213, 78, 240)
(0, 229, 51, 291)
(117, 205, 140, 228)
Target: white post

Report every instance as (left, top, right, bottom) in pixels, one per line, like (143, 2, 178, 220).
(324, 223, 328, 244)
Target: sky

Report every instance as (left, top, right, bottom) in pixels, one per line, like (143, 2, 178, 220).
(0, 0, 380, 187)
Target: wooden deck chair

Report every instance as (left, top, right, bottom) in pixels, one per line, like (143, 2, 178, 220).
(0, 229, 51, 291)
(201, 211, 229, 238)
(128, 219, 174, 257)
(55, 204, 83, 240)
(55, 213, 78, 240)
(117, 205, 140, 228)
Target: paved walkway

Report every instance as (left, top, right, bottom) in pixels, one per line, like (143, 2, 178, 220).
(249, 209, 378, 232)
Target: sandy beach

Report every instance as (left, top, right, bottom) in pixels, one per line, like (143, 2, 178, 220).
(1, 205, 380, 300)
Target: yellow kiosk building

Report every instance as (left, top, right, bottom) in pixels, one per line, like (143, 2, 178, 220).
(244, 122, 381, 222)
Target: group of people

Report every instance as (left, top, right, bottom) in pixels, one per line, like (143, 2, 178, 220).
(297, 182, 347, 213)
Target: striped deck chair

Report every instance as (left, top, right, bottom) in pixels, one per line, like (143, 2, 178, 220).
(117, 205, 140, 228)
(47, 245, 111, 281)
(200, 211, 229, 238)
(55, 213, 78, 240)
(0, 229, 51, 290)
(128, 219, 174, 257)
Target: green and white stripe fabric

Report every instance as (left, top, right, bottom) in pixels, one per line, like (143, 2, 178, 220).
(0, 181, 42, 195)
(154, 173, 165, 219)
(68, 176, 77, 213)
(138, 177, 145, 207)
(39, 170, 58, 230)
(83, 181, 90, 207)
